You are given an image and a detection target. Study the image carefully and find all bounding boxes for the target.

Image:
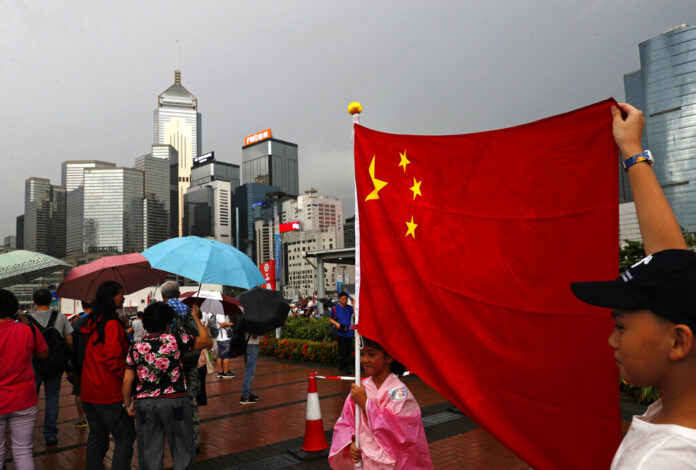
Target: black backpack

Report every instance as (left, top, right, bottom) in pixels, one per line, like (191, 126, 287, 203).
(172, 309, 202, 369)
(69, 314, 90, 375)
(27, 311, 70, 377)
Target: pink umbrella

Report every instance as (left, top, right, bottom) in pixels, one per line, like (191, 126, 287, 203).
(179, 290, 243, 317)
(57, 253, 169, 300)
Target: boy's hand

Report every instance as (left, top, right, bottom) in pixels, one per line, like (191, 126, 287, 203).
(349, 436, 362, 463)
(350, 384, 367, 409)
(611, 102, 644, 158)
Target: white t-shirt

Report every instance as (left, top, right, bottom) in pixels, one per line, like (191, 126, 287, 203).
(204, 313, 230, 341)
(612, 398, 696, 469)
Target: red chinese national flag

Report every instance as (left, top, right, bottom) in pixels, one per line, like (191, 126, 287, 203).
(355, 99, 622, 470)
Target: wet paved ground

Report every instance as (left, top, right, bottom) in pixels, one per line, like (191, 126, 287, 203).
(6, 355, 641, 469)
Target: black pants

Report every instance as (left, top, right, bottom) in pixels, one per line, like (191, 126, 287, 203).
(83, 401, 135, 470)
(197, 365, 207, 407)
(337, 336, 354, 372)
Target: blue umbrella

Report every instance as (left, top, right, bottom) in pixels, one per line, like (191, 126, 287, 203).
(142, 237, 265, 289)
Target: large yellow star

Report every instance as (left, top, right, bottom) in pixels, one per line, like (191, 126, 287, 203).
(410, 178, 422, 200)
(405, 216, 417, 239)
(365, 156, 388, 201)
(398, 151, 410, 172)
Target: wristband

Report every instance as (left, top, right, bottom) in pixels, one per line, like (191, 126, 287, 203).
(622, 150, 654, 172)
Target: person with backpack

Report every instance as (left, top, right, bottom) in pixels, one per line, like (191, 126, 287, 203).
(27, 288, 73, 447)
(204, 309, 237, 379)
(161, 281, 204, 452)
(80, 281, 135, 470)
(0, 289, 49, 470)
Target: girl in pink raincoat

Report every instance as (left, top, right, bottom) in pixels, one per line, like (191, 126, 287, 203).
(329, 337, 433, 469)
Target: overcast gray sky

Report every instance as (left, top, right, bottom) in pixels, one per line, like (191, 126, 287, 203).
(1, 1, 694, 239)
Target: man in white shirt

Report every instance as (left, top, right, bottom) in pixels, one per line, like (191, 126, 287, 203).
(205, 311, 236, 379)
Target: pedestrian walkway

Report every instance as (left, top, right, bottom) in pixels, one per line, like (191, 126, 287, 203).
(6, 355, 639, 469)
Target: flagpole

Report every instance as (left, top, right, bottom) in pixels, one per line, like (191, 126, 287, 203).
(348, 101, 363, 468)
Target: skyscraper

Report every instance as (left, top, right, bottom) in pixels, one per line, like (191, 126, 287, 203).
(61, 161, 116, 192)
(83, 168, 144, 253)
(623, 24, 696, 231)
(24, 178, 66, 257)
(135, 151, 170, 248)
(242, 130, 299, 196)
(63, 160, 118, 256)
(154, 70, 201, 236)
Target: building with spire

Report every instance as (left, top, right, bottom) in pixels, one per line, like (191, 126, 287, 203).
(154, 69, 201, 236)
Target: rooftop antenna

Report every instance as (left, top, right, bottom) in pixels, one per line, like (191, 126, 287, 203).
(175, 40, 181, 84)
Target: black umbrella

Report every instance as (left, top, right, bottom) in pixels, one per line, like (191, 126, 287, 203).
(236, 287, 290, 335)
(317, 298, 333, 307)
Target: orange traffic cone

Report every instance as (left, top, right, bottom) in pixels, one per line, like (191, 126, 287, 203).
(301, 372, 329, 452)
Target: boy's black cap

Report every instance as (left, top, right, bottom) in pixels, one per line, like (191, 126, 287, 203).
(570, 249, 696, 329)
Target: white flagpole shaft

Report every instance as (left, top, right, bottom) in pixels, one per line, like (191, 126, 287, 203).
(351, 108, 363, 468)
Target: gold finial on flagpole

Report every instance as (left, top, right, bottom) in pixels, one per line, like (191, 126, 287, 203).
(347, 102, 362, 115)
(348, 102, 362, 130)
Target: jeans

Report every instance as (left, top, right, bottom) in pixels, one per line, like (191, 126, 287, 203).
(83, 401, 135, 470)
(35, 373, 61, 442)
(0, 405, 38, 470)
(242, 343, 259, 398)
(136, 397, 194, 470)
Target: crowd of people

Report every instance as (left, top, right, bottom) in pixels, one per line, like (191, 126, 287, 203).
(2, 102, 696, 468)
(0, 280, 260, 470)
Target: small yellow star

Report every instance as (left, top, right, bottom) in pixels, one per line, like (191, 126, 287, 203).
(398, 151, 410, 172)
(365, 156, 388, 201)
(410, 178, 422, 200)
(405, 216, 417, 239)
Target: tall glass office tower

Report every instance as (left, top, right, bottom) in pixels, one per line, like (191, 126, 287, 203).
(154, 70, 201, 236)
(242, 138, 299, 196)
(24, 177, 66, 257)
(83, 168, 144, 253)
(624, 24, 696, 231)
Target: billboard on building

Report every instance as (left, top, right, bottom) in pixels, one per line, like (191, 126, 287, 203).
(274, 234, 281, 280)
(193, 152, 214, 166)
(279, 221, 300, 233)
(244, 129, 272, 146)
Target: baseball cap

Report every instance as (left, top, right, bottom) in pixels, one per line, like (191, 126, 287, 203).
(570, 249, 696, 329)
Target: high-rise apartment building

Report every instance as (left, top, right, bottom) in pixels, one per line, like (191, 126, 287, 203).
(24, 177, 66, 257)
(623, 24, 696, 231)
(282, 191, 344, 248)
(154, 70, 201, 236)
(83, 168, 144, 253)
(62, 161, 116, 192)
(242, 130, 299, 196)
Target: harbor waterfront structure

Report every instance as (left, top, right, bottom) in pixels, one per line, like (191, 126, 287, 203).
(242, 130, 299, 196)
(83, 167, 144, 253)
(623, 24, 696, 231)
(154, 69, 201, 237)
(23, 177, 66, 258)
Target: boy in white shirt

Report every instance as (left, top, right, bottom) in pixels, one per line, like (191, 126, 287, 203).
(204, 312, 236, 379)
(571, 103, 696, 468)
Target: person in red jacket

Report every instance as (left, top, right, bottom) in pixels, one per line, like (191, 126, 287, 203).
(80, 281, 135, 470)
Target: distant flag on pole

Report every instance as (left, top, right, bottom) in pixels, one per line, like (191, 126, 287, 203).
(353, 99, 622, 469)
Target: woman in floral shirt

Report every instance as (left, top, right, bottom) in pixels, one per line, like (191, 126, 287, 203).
(122, 302, 211, 470)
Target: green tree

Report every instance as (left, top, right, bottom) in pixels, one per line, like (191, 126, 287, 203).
(619, 239, 645, 272)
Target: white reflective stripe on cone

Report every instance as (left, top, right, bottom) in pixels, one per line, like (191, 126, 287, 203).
(306, 392, 322, 421)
